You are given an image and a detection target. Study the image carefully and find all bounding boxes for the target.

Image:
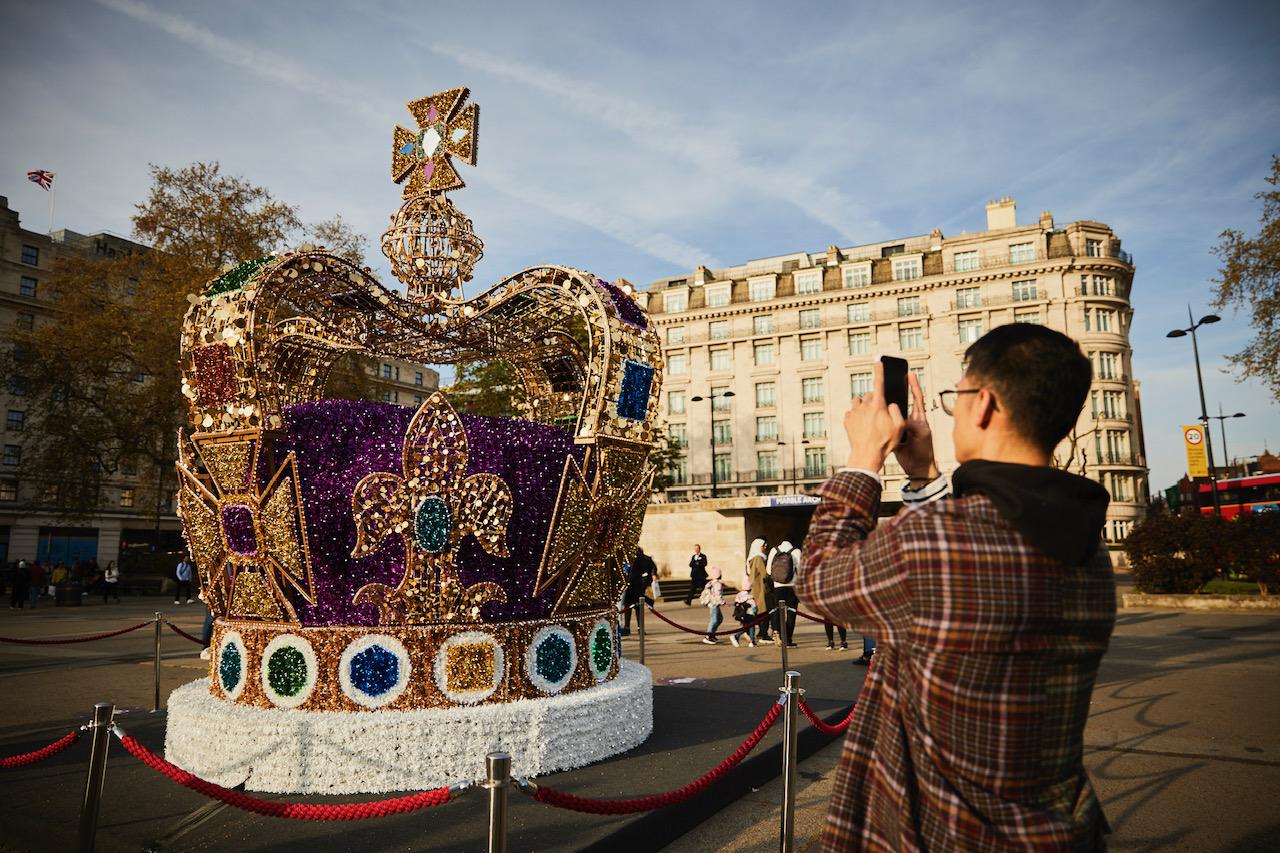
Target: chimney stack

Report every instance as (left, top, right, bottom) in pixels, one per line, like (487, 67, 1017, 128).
(985, 196, 1016, 231)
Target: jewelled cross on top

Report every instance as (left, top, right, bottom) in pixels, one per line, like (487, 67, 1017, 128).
(391, 88, 479, 197)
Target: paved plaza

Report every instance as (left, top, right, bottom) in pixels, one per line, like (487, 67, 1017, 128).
(0, 595, 1277, 851)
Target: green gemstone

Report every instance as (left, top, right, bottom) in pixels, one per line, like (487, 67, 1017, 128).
(219, 642, 242, 692)
(591, 627, 613, 674)
(414, 496, 451, 553)
(266, 646, 307, 697)
(206, 256, 274, 297)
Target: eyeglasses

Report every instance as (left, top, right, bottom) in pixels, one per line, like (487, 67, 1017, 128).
(938, 388, 981, 416)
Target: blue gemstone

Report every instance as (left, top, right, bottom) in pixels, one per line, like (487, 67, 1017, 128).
(415, 495, 451, 553)
(399, 141, 417, 155)
(535, 633, 573, 684)
(350, 645, 399, 697)
(219, 643, 242, 692)
(616, 360, 654, 421)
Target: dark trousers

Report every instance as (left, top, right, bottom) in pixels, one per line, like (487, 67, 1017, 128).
(773, 587, 798, 641)
(102, 582, 119, 603)
(175, 580, 192, 601)
(10, 582, 26, 608)
(824, 623, 847, 646)
(202, 606, 215, 647)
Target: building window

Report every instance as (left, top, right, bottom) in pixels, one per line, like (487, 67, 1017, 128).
(1082, 275, 1114, 296)
(899, 326, 923, 350)
(958, 317, 985, 344)
(1093, 389, 1124, 419)
(954, 250, 979, 272)
(1013, 309, 1041, 325)
(414, 395, 423, 405)
(1093, 351, 1120, 379)
(668, 423, 687, 449)
(1110, 473, 1132, 502)
(6, 411, 23, 432)
(1086, 239, 1102, 257)
(897, 296, 922, 317)
(801, 377, 824, 404)
(842, 265, 871, 288)
(19, 277, 37, 298)
(16, 312, 34, 331)
(755, 416, 778, 442)
(804, 446, 828, 478)
(795, 271, 822, 294)
(669, 457, 688, 485)
(755, 382, 776, 408)
(1085, 308, 1116, 332)
(803, 411, 826, 438)
(910, 366, 926, 394)
(0, 480, 14, 502)
(710, 347, 732, 372)
(3, 445, 20, 466)
(955, 287, 981, 309)
(848, 331, 871, 355)
(800, 336, 824, 361)
(714, 453, 733, 483)
(668, 390, 687, 415)
(1009, 242, 1035, 263)
(749, 278, 776, 302)
(713, 419, 733, 445)
(21, 245, 39, 266)
(711, 386, 732, 411)
(799, 308, 822, 329)
(753, 314, 773, 335)
(133, 372, 146, 383)
(1011, 279, 1037, 301)
(120, 488, 135, 508)
(757, 450, 779, 479)
(753, 342, 775, 366)
(394, 366, 401, 381)
(8, 379, 25, 398)
(381, 364, 392, 378)
(892, 257, 922, 281)
(708, 320, 729, 340)
(847, 303, 870, 323)
(667, 326, 686, 345)
(414, 371, 424, 386)
(664, 290, 688, 313)
(850, 372, 873, 396)
(668, 353, 688, 375)
(705, 284, 731, 307)
(381, 391, 391, 402)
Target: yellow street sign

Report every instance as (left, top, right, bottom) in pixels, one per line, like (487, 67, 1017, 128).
(1183, 424, 1209, 478)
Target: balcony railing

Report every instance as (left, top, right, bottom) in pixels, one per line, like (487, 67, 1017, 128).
(945, 243, 1133, 275)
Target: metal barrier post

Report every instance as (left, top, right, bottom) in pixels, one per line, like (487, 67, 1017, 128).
(152, 612, 162, 712)
(484, 751, 511, 853)
(779, 671, 802, 853)
(77, 702, 115, 853)
(636, 602, 646, 665)
(778, 606, 790, 674)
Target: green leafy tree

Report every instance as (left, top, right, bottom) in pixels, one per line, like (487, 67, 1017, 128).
(1213, 155, 1280, 397)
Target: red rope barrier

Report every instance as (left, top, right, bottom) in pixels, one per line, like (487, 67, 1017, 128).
(0, 729, 82, 769)
(643, 604, 775, 637)
(0, 620, 154, 645)
(798, 700, 857, 736)
(114, 730, 456, 820)
(793, 608, 844, 629)
(165, 620, 205, 645)
(525, 700, 783, 814)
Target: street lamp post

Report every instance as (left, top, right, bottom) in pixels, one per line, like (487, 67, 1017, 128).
(691, 390, 735, 498)
(776, 437, 810, 494)
(1167, 306, 1222, 517)
(1210, 403, 1246, 473)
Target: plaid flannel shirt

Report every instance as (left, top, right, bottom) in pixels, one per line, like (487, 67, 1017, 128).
(798, 471, 1115, 852)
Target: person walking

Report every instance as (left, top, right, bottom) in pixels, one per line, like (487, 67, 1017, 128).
(10, 559, 29, 609)
(824, 620, 848, 651)
(767, 541, 799, 647)
(175, 555, 196, 604)
(729, 575, 758, 647)
(699, 566, 724, 644)
(798, 325, 1115, 851)
(684, 544, 708, 606)
(746, 538, 774, 643)
(621, 546, 655, 636)
(102, 560, 121, 603)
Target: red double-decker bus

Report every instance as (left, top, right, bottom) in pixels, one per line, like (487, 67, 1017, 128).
(1196, 473, 1280, 519)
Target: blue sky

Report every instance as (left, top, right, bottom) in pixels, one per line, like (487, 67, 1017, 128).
(1, 0, 1278, 491)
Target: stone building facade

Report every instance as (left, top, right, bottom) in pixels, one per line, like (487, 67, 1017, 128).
(637, 198, 1148, 578)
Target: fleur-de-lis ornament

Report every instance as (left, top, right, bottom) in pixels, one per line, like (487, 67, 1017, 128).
(350, 392, 512, 623)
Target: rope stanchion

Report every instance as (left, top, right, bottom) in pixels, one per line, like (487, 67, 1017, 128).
(798, 700, 857, 736)
(165, 620, 205, 646)
(113, 726, 461, 820)
(644, 604, 775, 638)
(0, 728, 84, 769)
(520, 699, 783, 815)
(0, 620, 153, 645)
(793, 608, 844, 629)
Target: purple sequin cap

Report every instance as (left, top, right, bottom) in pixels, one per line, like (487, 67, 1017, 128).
(275, 399, 583, 627)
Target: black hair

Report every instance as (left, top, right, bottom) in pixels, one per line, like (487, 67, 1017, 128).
(963, 323, 1092, 454)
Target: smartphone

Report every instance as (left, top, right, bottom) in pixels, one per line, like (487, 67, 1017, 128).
(878, 355, 909, 416)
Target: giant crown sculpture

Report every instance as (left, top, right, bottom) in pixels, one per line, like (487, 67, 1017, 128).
(164, 88, 661, 794)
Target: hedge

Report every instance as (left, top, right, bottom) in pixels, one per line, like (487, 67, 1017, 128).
(1125, 509, 1280, 594)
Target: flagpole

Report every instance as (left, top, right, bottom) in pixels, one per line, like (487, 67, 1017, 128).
(48, 179, 56, 235)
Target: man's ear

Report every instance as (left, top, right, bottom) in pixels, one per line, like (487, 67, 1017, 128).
(975, 388, 998, 430)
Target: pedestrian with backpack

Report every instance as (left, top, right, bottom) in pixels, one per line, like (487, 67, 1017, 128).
(698, 566, 724, 645)
(730, 575, 758, 647)
(746, 538, 774, 643)
(768, 540, 799, 646)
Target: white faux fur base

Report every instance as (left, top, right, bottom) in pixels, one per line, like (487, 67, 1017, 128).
(164, 660, 653, 794)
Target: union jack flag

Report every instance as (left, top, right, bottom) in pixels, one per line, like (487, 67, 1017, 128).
(26, 170, 55, 191)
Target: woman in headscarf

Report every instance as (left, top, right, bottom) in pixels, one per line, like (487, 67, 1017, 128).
(746, 538, 774, 644)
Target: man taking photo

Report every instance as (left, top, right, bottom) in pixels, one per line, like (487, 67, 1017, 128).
(799, 324, 1114, 851)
